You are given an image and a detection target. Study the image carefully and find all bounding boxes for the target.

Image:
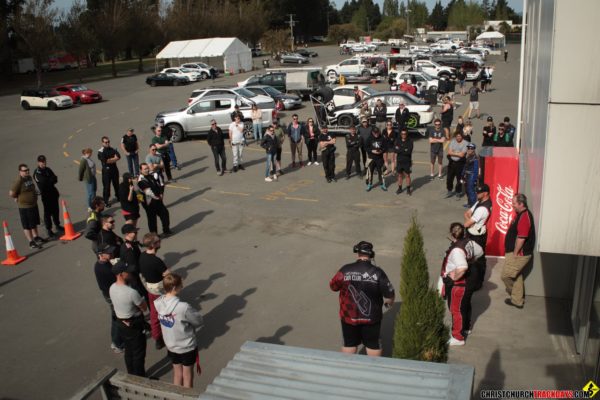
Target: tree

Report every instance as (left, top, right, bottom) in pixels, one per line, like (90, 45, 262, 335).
(58, 0, 96, 80)
(260, 29, 288, 55)
(498, 21, 511, 35)
(90, 0, 128, 77)
(393, 216, 449, 362)
(398, 0, 406, 18)
(493, 0, 508, 20)
(375, 16, 406, 40)
(447, 0, 486, 31)
(406, 0, 428, 31)
(382, 0, 398, 17)
(127, 0, 160, 72)
(11, 0, 58, 87)
(428, 1, 445, 31)
(328, 22, 361, 43)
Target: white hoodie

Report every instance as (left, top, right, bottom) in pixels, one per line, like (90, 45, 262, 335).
(154, 295, 203, 354)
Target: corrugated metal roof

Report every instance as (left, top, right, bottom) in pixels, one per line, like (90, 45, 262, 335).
(198, 341, 473, 400)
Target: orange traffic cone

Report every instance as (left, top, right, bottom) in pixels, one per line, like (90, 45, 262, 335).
(59, 200, 82, 241)
(2, 221, 27, 266)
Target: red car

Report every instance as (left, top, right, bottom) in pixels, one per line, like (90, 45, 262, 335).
(54, 84, 102, 104)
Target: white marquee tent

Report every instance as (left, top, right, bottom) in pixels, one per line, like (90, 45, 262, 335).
(156, 37, 252, 73)
(476, 31, 506, 48)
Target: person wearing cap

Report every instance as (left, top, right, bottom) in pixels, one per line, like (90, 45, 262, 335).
(445, 131, 468, 198)
(120, 128, 139, 177)
(482, 116, 496, 147)
(120, 224, 146, 299)
(138, 163, 171, 236)
(461, 143, 480, 207)
(394, 102, 410, 132)
(118, 173, 140, 227)
(98, 136, 121, 207)
(230, 104, 244, 122)
(503, 116, 516, 141)
(207, 119, 228, 176)
(272, 120, 286, 174)
(318, 126, 337, 182)
(33, 155, 62, 238)
(110, 260, 148, 377)
(151, 126, 173, 182)
(467, 81, 481, 120)
(345, 125, 362, 179)
(464, 183, 492, 291)
(365, 127, 387, 191)
(9, 163, 46, 249)
(501, 193, 536, 309)
(94, 244, 124, 354)
(330, 241, 395, 356)
(357, 117, 372, 172)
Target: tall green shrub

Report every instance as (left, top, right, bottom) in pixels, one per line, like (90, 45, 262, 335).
(393, 216, 449, 362)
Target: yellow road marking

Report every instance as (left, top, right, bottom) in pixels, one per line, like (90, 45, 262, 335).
(73, 160, 80, 165)
(130, 107, 140, 111)
(88, 122, 95, 127)
(354, 203, 401, 209)
(101, 116, 109, 120)
(284, 196, 319, 202)
(68, 135, 73, 140)
(165, 184, 191, 190)
(76, 128, 83, 133)
(218, 190, 250, 196)
(63, 151, 69, 157)
(201, 197, 220, 206)
(62, 143, 68, 149)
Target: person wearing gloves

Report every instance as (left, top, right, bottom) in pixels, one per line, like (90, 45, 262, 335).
(155, 273, 203, 388)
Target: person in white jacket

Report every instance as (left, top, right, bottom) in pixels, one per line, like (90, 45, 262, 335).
(154, 273, 203, 388)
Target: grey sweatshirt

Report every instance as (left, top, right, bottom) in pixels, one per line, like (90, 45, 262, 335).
(154, 295, 203, 354)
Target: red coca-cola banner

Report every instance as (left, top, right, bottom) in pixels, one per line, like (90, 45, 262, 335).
(483, 147, 520, 256)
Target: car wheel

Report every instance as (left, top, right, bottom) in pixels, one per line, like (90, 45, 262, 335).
(48, 102, 57, 111)
(201, 72, 209, 80)
(150, 81, 157, 87)
(327, 70, 337, 80)
(407, 113, 420, 129)
(168, 124, 184, 142)
(21, 101, 30, 110)
(313, 94, 324, 102)
(74, 97, 81, 105)
(361, 70, 371, 78)
(243, 120, 253, 139)
(338, 114, 353, 128)
(173, 80, 179, 86)
(430, 86, 438, 93)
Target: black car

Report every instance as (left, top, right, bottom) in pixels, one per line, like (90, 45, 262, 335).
(296, 49, 318, 58)
(146, 73, 189, 87)
(246, 85, 302, 110)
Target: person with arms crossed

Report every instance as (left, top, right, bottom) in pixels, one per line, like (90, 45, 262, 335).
(228, 115, 246, 172)
(9, 163, 46, 249)
(98, 136, 121, 206)
(33, 155, 62, 238)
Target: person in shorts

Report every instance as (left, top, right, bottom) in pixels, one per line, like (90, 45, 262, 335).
(428, 119, 445, 179)
(155, 273, 203, 388)
(468, 81, 481, 120)
(394, 128, 414, 195)
(330, 241, 395, 356)
(9, 163, 46, 249)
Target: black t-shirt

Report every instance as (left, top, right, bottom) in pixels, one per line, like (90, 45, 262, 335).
(482, 126, 496, 147)
(121, 134, 138, 153)
(138, 174, 162, 200)
(118, 182, 140, 214)
(120, 240, 141, 274)
(139, 252, 167, 283)
(94, 260, 116, 298)
(329, 259, 395, 325)
(98, 146, 120, 170)
(366, 134, 386, 158)
(318, 132, 335, 152)
(394, 137, 413, 160)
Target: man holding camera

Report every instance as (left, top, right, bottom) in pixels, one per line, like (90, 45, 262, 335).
(330, 241, 395, 357)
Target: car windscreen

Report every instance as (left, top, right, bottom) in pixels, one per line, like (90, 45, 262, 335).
(180, 68, 193, 73)
(262, 86, 282, 96)
(234, 88, 257, 98)
(69, 85, 88, 91)
(362, 87, 378, 97)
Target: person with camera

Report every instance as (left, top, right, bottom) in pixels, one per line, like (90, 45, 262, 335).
(138, 163, 171, 237)
(330, 241, 395, 357)
(118, 172, 141, 227)
(318, 126, 336, 183)
(439, 223, 483, 346)
(365, 127, 387, 192)
(345, 125, 362, 179)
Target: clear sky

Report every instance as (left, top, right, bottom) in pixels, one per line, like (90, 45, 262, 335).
(53, 0, 523, 14)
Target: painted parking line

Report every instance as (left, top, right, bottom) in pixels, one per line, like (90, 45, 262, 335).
(88, 122, 95, 127)
(284, 196, 319, 202)
(101, 116, 109, 120)
(76, 128, 83, 133)
(68, 135, 74, 140)
(63, 151, 69, 157)
(165, 183, 191, 190)
(353, 203, 401, 209)
(217, 190, 251, 196)
(201, 197, 220, 206)
(63, 143, 68, 149)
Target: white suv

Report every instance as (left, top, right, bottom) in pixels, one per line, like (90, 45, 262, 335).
(325, 58, 378, 80)
(160, 67, 201, 82)
(180, 63, 218, 79)
(20, 88, 73, 110)
(187, 87, 275, 108)
(413, 60, 455, 78)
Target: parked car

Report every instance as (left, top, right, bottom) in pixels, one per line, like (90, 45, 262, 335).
(20, 88, 73, 110)
(325, 58, 378, 80)
(155, 94, 277, 142)
(245, 85, 302, 110)
(456, 48, 487, 61)
(146, 73, 189, 87)
(54, 84, 102, 104)
(187, 87, 275, 108)
(329, 91, 434, 129)
(160, 67, 202, 82)
(331, 85, 379, 108)
(180, 62, 218, 79)
(279, 52, 309, 64)
(296, 49, 318, 58)
(389, 71, 439, 92)
(413, 59, 455, 78)
(238, 68, 325, 99)
(431, 56, 482, 80)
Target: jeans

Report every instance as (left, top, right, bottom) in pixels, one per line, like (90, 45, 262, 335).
(253, 122, 262, 141)
(85, 177, 97, 208)
(126, 153, 140, 176)
(265, 152, 276, 177)
(306, 139, 318, 163)
(117, 315, 146, 377)
(168, 143, 178, 167)
(104, 296, 124, 349)
(290, 140, 303, 163)
(465, 175, 477, 206)
(211, 146, 227, 172)
(231, 143, 244, 166)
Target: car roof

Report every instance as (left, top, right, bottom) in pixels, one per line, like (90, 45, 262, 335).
(193, 93, 238, 100)
(335, 85, 370, 90)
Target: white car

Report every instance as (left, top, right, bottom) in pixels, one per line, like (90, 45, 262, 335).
(413, 60, 455, 78)
(330, 91, 434, 129)
(20, 88, 73, 110)
(391, 71, 439, 92)
(180, 63, 218, 79)
(456, 48, 486, 61)
(160, 67, 202, 82)
(325, 58, 378, 80)
(188, 87, 275, 108)
(331, 85, 379, 107)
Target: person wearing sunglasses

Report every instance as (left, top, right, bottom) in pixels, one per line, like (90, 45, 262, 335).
(207, 120, 228, 176)
(97, 215, 123, 259)
(9, 163, 46, 249)
(98, 136, 121, 207)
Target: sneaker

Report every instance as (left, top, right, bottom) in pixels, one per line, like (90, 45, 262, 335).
(29, 241, 41, 249)
(238, 165, 245, 171)
(366, 184, 373, 192)
(161, 230, 173, 238)
(265, 177, 273, 182)
(448, 337, 465, 346)
(326, 178, 332, 183)
(299, 162, 304, 168)
(346, 175, 351, 180)
(313, 161, 319, 166)
(307, 161, 312, 166)
(381, 183, 388, 191)
(111, 343, 124, 354)
(291, 162, 296, 168)
(272, 174, 278, 181)
(176, 165, 181, 171)
(332, 177, 337, 182)
(395, 186, 403, 195)
(445, 191, 454, 198)
(47, 230, 56, 238)
(407, 186, 412, 196)
(219, 171, 224, 176)
(456, 193, 464, 198)
(277, 170, 284, 175)
(155, 338, 165, 350)
(216, 170, 221, 175)
(33, 236, 47, 244)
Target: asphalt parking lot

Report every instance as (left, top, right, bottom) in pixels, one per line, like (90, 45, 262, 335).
(0, 44, 521, 399)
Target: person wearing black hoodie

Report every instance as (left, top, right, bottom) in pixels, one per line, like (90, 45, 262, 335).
(365, 127, 387, 192)
(33, 155, 62, 238)
(207, 120, 227, 175)
(118, 172, 140, 227)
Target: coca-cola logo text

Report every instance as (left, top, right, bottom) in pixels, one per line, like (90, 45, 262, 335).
(495, 184, 514, 234)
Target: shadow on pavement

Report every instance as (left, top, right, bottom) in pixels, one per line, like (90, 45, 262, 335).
(0, 270, 33, 288)
(175, 166, 208, 181)
(173, 261, 201, 280)
(474, 349, 504, 399)
(256, 325, 293, 345)
(180, 156, 207, 169)
(470, 278, 497, 331)
(171, 210, 214, 233)
(166, 187, 212, 208)
(162, 249, 197, 268)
